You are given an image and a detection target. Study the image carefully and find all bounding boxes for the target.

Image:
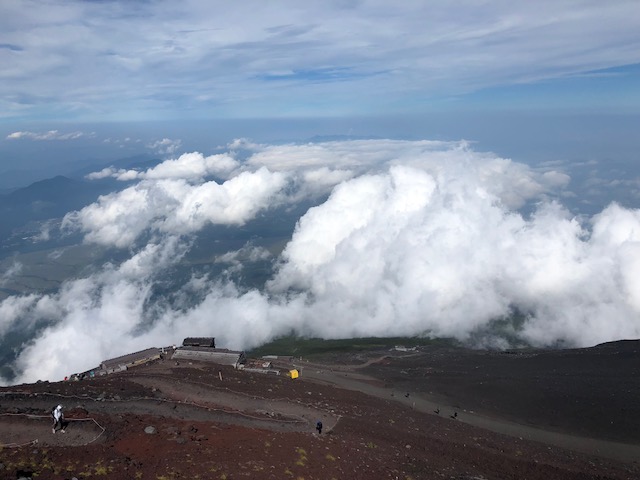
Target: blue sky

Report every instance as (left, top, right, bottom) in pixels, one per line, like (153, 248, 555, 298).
(1, 0, 639, 202)
(1, 0, 639, 121)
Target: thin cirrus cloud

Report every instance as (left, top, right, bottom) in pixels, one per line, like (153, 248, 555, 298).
(1, 1, 639, 119)
(2, 138, 640, 384)
(6, 130, 87, 141)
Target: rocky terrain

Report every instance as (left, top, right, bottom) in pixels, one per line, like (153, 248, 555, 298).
(1, 340, 639, 479)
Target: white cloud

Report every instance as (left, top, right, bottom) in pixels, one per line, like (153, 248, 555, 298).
(5, 237, 189, 383)
(85, 167, 118, 180)
(164, 167, 287, 231)
(3, 139, 640, 384)
(86, 151, 240, 182)
(6, 130, 86, 141)
(0, 261, 22, 288)
(142, 151, 239, 181)
(63, 185, 156, 248)
(67, 165, 287, 248)
(214, 244, 272, 275)
(85, 167, 142, 181)
(0, 294, 39, 337)
(147, 137, 182, 155)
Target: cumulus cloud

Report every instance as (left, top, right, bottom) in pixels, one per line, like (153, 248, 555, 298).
(2, 139, 640, 384)
(67, 166, 287, 248)
(147, 137, 182, 155)
(86, 151, 240, 182)
(6, 237, 190, 383)
(0, 294, 40, 338)
(136, 151, 239, 181)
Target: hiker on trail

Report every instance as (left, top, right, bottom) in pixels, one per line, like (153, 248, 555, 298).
(52, 405, 65, 434)
(316, 420, 323, 435)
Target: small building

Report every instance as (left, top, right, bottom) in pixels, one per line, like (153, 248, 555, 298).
(182, 337, 216, 348)
(241, 359, 281, 376)
(101, 347, 162, 373)
(241, 367, 281, 376)
(245, 359, 273, 369)
(172, 347, 245, 368)
(393, 345, 417, 352)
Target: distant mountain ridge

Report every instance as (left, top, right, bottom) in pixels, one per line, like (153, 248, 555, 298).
(0, 153, 160, 192)
(0, 175, 116, 241)
(0, 175, 94, 240)
(0, 154, 164, 242)
(1, 175, 114, 210)
(7, 175, 89, 203)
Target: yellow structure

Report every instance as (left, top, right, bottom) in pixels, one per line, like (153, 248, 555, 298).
(288, 369, 299, 379)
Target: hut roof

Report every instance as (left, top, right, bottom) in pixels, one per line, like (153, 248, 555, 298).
(101, 348, 161, 370)
(173, 347, 245, 366)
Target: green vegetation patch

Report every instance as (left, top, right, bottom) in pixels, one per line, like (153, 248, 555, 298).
(248, 334, 458, 358)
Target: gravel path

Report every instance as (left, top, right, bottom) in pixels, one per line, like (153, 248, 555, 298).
(295, 359, 640, 464)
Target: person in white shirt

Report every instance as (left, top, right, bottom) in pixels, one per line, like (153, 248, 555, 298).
(52, 405, 65, 434)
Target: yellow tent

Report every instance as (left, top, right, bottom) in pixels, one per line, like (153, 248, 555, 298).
(288, 369, 299, 379)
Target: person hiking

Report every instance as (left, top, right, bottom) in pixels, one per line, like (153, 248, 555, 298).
(316, 420, 323, 434)
(52, 405, 65, 434)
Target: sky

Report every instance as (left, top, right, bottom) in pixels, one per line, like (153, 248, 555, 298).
(1, 0, 639, 121)
(1, 1, 640, 383)
(1, 0, 639, 184)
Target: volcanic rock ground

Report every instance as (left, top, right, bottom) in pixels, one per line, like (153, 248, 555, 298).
(1, 341, 639, 479)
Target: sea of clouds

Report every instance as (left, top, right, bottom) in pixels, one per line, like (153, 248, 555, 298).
(2, 138, 640, 384)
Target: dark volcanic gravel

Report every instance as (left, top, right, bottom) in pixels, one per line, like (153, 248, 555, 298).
(363, 340, 640, 443)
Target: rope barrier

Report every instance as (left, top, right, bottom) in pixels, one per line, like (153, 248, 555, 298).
(0, 367, 346, 439)
(0, 413, 106, 448)
(0, 388, 310, 429)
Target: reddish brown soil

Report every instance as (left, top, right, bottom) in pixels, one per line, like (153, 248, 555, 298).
(1, 342, 639, 479)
